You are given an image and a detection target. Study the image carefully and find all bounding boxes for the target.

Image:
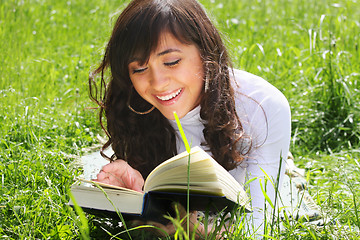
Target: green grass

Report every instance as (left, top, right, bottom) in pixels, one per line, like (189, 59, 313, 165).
(1, 0, 359, 239)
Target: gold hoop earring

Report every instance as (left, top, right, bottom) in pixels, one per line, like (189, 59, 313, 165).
(128, 104, 155, 115)
(127, 87, 155, 115)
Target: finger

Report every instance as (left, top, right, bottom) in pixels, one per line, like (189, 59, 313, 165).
(129, 219, 145, 227)
(92, 177, 111, 186)
(171, 202, 188, 219)
(106, 172, 127, 187)
(146, 221, 176, 236)
(172, 203, 197, 220)
(96, 159, 144, 191)
(99, 161, 129, 186)
(95, 170, 107, 181)
(94, 170, 127, 188)
(123, 168, 144, 192)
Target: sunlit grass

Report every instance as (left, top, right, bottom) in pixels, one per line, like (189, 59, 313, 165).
(0, 0, 359, 238)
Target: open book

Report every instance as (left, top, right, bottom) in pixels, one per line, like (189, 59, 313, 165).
(69, 146, 251, 222)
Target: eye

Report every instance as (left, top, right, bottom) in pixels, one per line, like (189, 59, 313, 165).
(132, 67, 148, 74)
(164, 59, 181, 67)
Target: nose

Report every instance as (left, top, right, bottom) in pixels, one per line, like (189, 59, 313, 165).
(149, 67, 169, 91)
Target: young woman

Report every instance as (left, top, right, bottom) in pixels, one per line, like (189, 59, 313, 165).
(89, 0, 291, 237)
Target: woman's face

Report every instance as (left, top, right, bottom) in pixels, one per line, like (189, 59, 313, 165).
(128, 32, 204, 120)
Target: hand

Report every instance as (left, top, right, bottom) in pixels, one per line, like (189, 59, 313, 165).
(148, 211, 201, 238)
(130, 203, 204, 239)
(93, 159, 144, 192)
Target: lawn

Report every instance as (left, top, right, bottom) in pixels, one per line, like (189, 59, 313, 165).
(0, 0, 359, 239)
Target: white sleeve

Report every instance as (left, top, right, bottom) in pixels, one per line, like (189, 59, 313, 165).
(229, 70, 291, 234)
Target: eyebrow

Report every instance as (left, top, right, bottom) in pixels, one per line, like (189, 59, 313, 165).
(129, 48, 181, 64)
(157, 48, 181, 56)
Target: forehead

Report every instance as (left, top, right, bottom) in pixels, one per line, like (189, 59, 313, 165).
(130, 32, 193, 63)
(155, 32, 184, 51)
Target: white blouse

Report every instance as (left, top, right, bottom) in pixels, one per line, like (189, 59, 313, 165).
(169, 69, 291, 233)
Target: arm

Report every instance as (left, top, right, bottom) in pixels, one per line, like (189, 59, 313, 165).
(231, 70, 292, 234)
(245, 98, 291, 233)
(143, 206, 225, 239)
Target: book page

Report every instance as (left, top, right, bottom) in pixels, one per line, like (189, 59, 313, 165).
(144, 147, 210, 190)
(70, 184, 144, 214)
(77, 178, 142, 195)
(143, 146, 250, 210)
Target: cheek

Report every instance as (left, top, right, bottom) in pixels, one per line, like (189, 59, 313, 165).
(194, 78, 204, 97)
(184, 59, 204, 87)
(132, 84, 147, 98)
(130, 76, 144, 90)
(192, 67, 205, 92)
(185, 72, 204, 101)
(130, 78, 145, 98)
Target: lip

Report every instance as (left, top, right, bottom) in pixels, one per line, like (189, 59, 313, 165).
(154, 88, 183, 105)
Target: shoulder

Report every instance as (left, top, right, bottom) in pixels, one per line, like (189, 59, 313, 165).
(231, 69, 289, 110)
(231, 69, 291, 145)
(231, 69, 290, 121)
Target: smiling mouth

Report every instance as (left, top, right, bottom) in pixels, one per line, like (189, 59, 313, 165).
(156, 88, 183, 101)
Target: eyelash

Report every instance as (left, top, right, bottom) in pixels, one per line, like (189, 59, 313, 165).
(132, 68, 147, 74)
(131, 59, 181, 74)
(164, 59, 181, 67)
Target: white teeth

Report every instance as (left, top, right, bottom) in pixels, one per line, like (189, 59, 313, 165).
(156, 88, 182, 101)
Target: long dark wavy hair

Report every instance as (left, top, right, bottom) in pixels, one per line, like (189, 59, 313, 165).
(89, 0, 251, 178)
